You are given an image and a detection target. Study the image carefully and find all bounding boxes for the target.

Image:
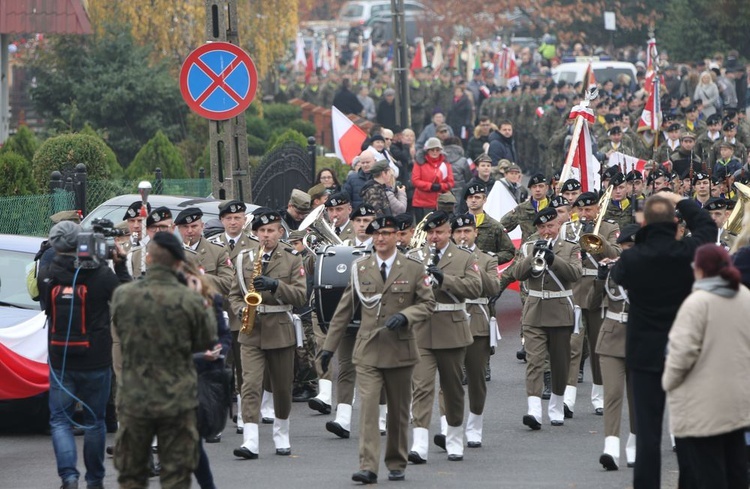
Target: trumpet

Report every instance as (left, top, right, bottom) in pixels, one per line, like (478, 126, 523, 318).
(240, 250, 264, 335)
(531, 239, 553, 276)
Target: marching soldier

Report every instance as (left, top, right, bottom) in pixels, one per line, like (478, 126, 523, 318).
(564, 192, 621, 419)
(319, 216, 435, 484)
(463, 182, 515, 263)
(669, 132, 702, 178)
(230, 210, 306, 459)
(407, 211, 482, 463)
(127, 206, 173, 278)
(501, 173, 550, 243)
(121, 201, 151, 253)
(604, 173, 635, 230)
(325, 192, 357, 242)
(516, 207, 582, 429)
(394, 213, 415, 252)
(174, 207, 234, 296)
(560, 178, 582, 203)
(595, 224, 639, 471)
(626, 171, 645, 200)
(704, 197, 737, 250)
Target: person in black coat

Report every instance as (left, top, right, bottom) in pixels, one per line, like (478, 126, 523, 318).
(610, 193, 716, 489)
(447, 86, 473, 143)
(332, 78, 363, 116)
(376, 89, 397, 129)
(487, 123, 518, 166)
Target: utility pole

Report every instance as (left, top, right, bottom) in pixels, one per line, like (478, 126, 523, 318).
(204, 0, 251, 201)
(390, 0, 410, 129)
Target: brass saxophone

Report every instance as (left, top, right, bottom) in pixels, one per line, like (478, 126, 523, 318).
(240, 250, 264, 335)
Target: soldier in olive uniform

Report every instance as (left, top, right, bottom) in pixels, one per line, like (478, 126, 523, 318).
(539, 94, 569, 174)
(463, 182, 515, 263)
(326, 192, 357, 241)
(126, 206, 174, 278)
(705, 197, 737, 250)
(121, 201, 152, 254)
(174, 208, 234, 296)
(432, 71, 454, 115)
(407, 212, 482, 463)
(564, 192, 621, 419)
(653, 123, 682, 164)
(707, 122, 748, 168)
(113, 232, 217, 489)
(695, 114, 723, 162)
(604, 173, 635, 230)
(319, 216, 435, 484)
(669, 132, 702, 179)
(594, 224, 639, 471)
(501, 173, 550, 243)
(515, 207, 582, 429)
(410, 71, 431, 135)
(230, 210, 306, 459)
(301, 74, 323, 106)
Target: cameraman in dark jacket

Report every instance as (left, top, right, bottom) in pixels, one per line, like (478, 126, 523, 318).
(38, 221, 132, 489)
(610, 193, 715, 489)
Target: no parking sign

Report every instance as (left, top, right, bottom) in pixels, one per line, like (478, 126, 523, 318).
(179, 42, 258, 120)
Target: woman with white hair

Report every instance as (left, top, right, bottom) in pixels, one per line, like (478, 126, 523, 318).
(693, 71, 720, 118)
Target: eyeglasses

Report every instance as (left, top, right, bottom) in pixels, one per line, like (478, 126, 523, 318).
(320, 175, 333, 180)
(373, 230, 395, 237)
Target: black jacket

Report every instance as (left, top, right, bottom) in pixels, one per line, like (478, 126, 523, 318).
(487, 131, 518, 166)
(39, 254, 132, 371)
(332, 87, 363, 116)
(610, 199, 716, 373)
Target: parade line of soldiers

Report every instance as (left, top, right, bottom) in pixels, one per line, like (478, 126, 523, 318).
(108, 155, 742, 484)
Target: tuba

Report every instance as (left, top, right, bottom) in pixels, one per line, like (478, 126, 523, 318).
(580, 185, 615, 254)
(240, 250, 263, 335)
(299, 205, 343, 247)
(410, 212, 433, 249)
(725, 182, 750, 236)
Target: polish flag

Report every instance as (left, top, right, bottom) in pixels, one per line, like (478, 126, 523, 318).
(638, 73, 661, 132)
(410, 37, 426, 74)
(607, 152, 648, 174)
(431, 39, 444, 74)
(294, 34, 306, 71)
(485, 182, 522, 292)
(332, 106, 367, 165)
(567, 103, 600, 192)
(496, 45, 519, 89)
(0, 312, 49, 400)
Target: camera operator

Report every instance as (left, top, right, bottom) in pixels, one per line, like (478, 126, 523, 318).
(37, 221, 132, 489)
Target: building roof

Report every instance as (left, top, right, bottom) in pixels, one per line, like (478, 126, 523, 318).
(0, 0, 92, 35)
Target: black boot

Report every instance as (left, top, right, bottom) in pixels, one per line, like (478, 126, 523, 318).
(542, 371, 551, 400)
(516, 344, 527, 362)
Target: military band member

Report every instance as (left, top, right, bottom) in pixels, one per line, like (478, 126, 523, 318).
(394, 213, 415, 252)
(604, 172, 634, 230)
(174, 207, 234, 296)
(407, 211, 482, 463)
(324, 204, 377, 439)
(501, 173, 550, 243)
(595, 224, 639, 471)
(121, 201, 152, 253)
(517, 207, 582, 429)
(704, 197, 736, 250)
(126, 206, 173, 278)
(325, 192, 356, 242)
(564, 192, 621, 419)
(319, 216, 435, 484)
(463, 183, 515, 262)
(230, 210, 306, 459)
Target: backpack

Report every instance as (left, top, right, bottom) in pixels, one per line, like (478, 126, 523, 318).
(47, 276, 90, 356)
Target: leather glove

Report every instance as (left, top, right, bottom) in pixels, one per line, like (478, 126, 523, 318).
(542, 248, 555, 266)
(427, 266, 444, 285)
(384, 313, 408, 330)
(597, 262, 610, 280)
(319, 350, 334, 373)
(253, 276, 278, 292)
(430, 183, 442, 192)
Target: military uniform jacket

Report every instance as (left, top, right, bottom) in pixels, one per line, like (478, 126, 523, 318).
(210, 233, 259, 331)
(185, 237, 235, 296)
(335, 219, 356, 243)
(228, 244, 306, 350)
(408, 242, 482, 350)
(593, 272, 629, 358)
(467, 249, 501, 337)
(475, 213, 515, 264)
(500, 199, 548, 244)
(126, 246, 147, 278)
(570, 220, 621, 310)
(604, 200, 634, 231)
(515, 238, 582, 327)
(323, 253, 435, 369)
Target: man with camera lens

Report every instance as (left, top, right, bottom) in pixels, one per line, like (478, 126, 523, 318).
(38, 221, 132, 489)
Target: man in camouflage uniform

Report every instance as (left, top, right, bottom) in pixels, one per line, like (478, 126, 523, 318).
(462, 182, 515, 263)
(301, 74, 323, 106)
(603, 173, 635, 230)
(538, 94, 569, 174)
(695, 113, 723, 162)
(501, 173, 550, 243)
(432, 70, 454, 117)
(113, 232, 217, 489)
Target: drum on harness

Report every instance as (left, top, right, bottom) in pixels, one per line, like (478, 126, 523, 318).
(314, 245, 371, 333)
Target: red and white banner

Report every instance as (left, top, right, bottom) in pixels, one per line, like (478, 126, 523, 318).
(0, 312, 48, 400)
(495, 45, 519, 89)
(485, 182, 522, 292)
(607, 152, 648, 174)
(431, 40, 444, 74)
(332, 106, 368, 165)
(410, 37, 426, 74)
(294, 34, 306, 72)
(638, 69, 662, 133)
(567, 103, 600, 192)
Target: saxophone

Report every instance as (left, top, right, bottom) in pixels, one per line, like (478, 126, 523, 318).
(240, 250, 264, 335)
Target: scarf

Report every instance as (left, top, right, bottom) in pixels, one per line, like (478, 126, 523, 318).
(424, 152, 447, 180)
(692, 276, 737, 298)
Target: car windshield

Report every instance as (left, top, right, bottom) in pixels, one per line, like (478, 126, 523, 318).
(0, 249, 38, 309)
(81, 205, 128, 230)
(340, 4, 364, 18)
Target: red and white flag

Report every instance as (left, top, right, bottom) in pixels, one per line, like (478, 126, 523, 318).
(332, 106, 368, 165)
(363, 38, 373, 70)
(0, 312, 48, 400)
(431, 39, 444, 74)
(294, 34, 306, 72)
(410, 37, 426, 74)
(638, 72, 661, 132)
(607, 152, 648, 174)
(495, 45, 519, 89)
(567, 103, 600, 192)
(485, 182, 521, 291)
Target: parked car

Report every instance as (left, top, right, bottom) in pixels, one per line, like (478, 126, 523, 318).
(552, 61, 637, 85)
(337, 0, 426, 26)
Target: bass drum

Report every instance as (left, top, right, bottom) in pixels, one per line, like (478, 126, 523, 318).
(314, 245, 371, 332)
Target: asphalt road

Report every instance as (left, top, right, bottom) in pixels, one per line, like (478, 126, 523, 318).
(0, 290, 679, 488)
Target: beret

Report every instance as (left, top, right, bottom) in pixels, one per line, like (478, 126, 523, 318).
(350, 204, 377, 219)
(704, 197, 726, 211)
(219, 200, 247, 217)
(549, 196, 570, 208)
(646, 169, 667, 185)
(370, 134, 385, 143)
(325, 192, 351, 207)
(616, 223, 641, 244)
(463, 183, 487, 200)
(49, 221, 81, 252)
(528, 173, 547, 186)
(123, 201, 152, 220)
(666, 123, 681, 132)
(451, 214, 476, 231)
(607, 126, 622, 136)
(174, 207, 203, 225)
(692, 172, 710, 185)
(561, 179, 581, 192)
(394, 213, 414, 231)
(423, 211, 450, 229)
(366, 216, 398, 234)
(626, 170, 643, 182)
(151, 231, 186, 262)
(609, 172, 626, 187)
(603, 165, 620, 179)
(573, 191, 599, 208)
(533, 207, 558, 226)
(146, 206, 173, 227)
(251, 210, 282, 231)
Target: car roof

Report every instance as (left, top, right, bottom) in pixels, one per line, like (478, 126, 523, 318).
(553, 61, 636, 71)
(0, 234, 45, 253)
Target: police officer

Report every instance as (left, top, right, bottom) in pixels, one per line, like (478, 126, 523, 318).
(319, 216, 435, 484)
(501, 173, 550, 243)
(127, 206, 173, 277)
(516, 207, 582, 429)
(463, 182, 515, 263)
(174, 207, 234, 296)
(230, 210, 306, 459)
(407, 211, 481, 463)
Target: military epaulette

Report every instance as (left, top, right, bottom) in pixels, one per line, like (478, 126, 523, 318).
(605, 219, 616, 224)
(405, 254, 424, 265)
(207, 240, 225, 248)
(207, 235, 223, 245)
(247, 234, 260, 242)
(456, 246, 473, 254)
(484, 250, 497, 257)
(184, 247, 198, 255)
(563, 234, 578, 244)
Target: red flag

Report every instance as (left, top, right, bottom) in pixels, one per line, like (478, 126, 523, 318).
(332, 106, 367, 165)
(410, 38, 426, 74)
(638, 72, 661, 132)
(567, 103, 600, 192)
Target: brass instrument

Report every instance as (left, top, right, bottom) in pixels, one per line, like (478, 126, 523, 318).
(580, 185, 615, 254)
(725, 182, 750, 236)
(240, 250, 264, 335)
(410, 212, 433, 249)
(299, 205, 343, 247)
(531, 239, 552, 276)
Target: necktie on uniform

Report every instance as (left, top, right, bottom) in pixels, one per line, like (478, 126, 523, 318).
(335, 226, 342, 236)
(229, 239, 235, 250)
(432, 249, 441, 266)
(380, 262, 387, 282)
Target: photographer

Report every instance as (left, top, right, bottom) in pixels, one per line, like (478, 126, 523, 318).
(37, 221, 132, 489)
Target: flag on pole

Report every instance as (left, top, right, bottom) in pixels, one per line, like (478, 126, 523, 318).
(567, 103, 601, 192)
(637, 72, 661, 132)
(431, 39, 444, 73)
(410, 37, 426, 74)
(496, 45, 519, 89)
(606, 152, 648, 174)
(294, 34, 306, 72)
(465, 41, 475, 81)
(305, 38, 316, 83)
(317, 38, 329, 72)
(363, 38, 373, 70)
(0, 313, 49, 400)
(332, 106, 368, 165)
(485, 183, 522, 291)
(643, 38, 664, 95)
(582, 62, 597, 94)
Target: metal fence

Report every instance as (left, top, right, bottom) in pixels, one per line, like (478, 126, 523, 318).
(85, 178, 212, 211)
(0, 190, 75, 237)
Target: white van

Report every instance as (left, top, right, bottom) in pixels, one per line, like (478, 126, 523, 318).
(337, 0, 426, 25)
(552, 61, 637, 85)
